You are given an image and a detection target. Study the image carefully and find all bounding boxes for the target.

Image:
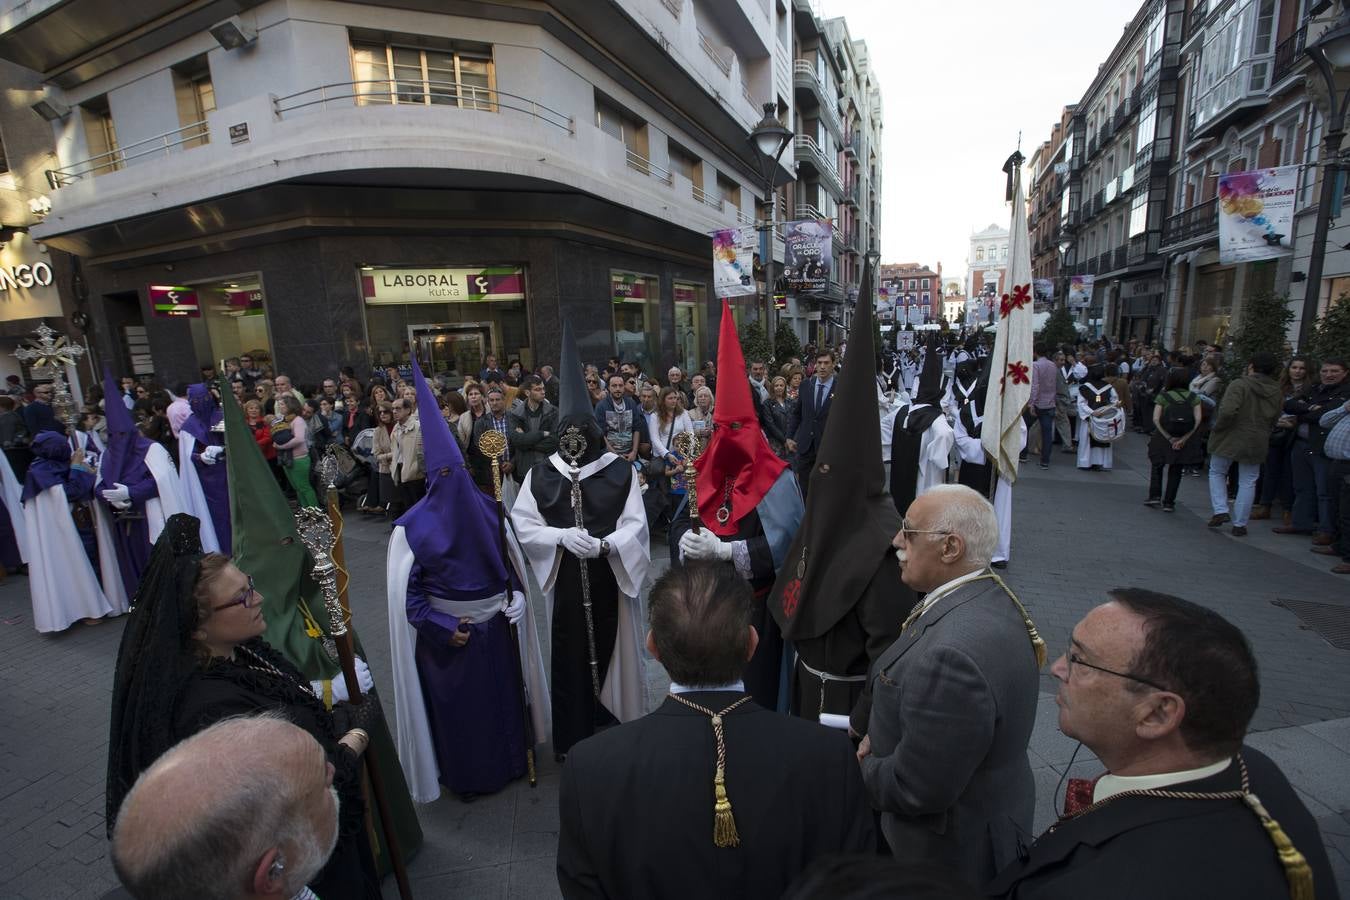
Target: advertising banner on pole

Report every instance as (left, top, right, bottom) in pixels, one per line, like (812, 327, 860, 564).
(711, 227, 756, 297)
(1067, 274, 1095, 309)
(1218, 166, 1298, 264)
(1033, 278, 1055, 305)
(782, 219, 832, 292)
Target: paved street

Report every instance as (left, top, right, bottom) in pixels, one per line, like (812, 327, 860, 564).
(1, 432, 1348, 899)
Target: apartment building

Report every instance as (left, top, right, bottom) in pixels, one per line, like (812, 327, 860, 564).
(1027, 106, 1076, 302)
(967, 223, 1010, 321)
(0, 0, 798, 384)
(879, 262, 942, 325)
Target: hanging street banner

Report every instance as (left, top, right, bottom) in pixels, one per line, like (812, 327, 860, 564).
(1067, 274, 1095, 309)
(711, 227, 756, 298)
(1218, 165, 1298, 264)
(148, 285, 201, 318)
(782, 219, 832, 292)
(1033, 278, 1054, 306)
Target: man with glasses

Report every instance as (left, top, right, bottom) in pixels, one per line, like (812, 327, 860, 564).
(988, 589, 1338, 899)
(856, 484, 1040, 888)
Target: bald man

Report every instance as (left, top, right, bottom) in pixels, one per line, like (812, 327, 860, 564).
(111, 714, 339, 900)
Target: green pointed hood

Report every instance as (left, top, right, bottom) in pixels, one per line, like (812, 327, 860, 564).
(221, 377, 338, 680)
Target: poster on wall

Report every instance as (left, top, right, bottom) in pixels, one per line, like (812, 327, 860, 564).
(1218, 166, 1298, 264)
(782, 219, 832, 292)
(1067, 274, 1095, 309)
(711, 227, 756, 298)
(149, 285, 201, 318)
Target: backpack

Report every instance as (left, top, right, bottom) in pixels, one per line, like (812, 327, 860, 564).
(1159, 391, 1194, 438)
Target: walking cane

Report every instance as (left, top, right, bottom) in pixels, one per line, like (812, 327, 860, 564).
(476, 430, 538, 786)
(297, 453, 414, 900)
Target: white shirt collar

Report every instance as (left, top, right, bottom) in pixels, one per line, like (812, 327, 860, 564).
(914, 568, 987, 621)
(1093, 757, 1233, 804)
(669, 680, 746, 694)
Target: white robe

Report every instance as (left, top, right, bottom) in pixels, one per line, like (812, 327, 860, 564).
(0, 448, 30, 563)
(899, 404, 955, 498)
(93, 441, 187, 614)
(177, 431, 222, 553)
(511, 452, 650, 728)
(23, 480, 115, 633)
(1075, 384, 1119, 470)
(385, 525, 551, 804)
(953, 414, 1025, 563)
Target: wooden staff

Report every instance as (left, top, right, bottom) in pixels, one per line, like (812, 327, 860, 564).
(476, 429, 538, 786)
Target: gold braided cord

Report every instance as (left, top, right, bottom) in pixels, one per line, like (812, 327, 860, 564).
(668, 693, 753, 848)
(985, 572, 1048, 668)
(1055, 757, 1313, 900)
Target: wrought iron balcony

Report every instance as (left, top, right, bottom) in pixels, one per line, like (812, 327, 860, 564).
(1162, 198, 1218, 247)
(1273, 24, 1307, 86)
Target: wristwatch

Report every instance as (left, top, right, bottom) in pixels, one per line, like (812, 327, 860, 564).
(599, 539, 611, 558)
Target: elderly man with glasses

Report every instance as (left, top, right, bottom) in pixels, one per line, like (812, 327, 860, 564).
(988, 589, 1338, 900)
(856, 483, 1042, 889)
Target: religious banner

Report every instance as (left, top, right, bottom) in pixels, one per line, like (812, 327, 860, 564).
(148, 285, 201, 318)
(782, 219, 832, 292)
(1218, 165, 1298, 264)
(711, 227, 756, 297)
(1067, 274, 1094, 309)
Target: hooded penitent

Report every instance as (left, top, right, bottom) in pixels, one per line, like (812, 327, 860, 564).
(770, 256, 902, 644)
(889, 335, 947, 508)
(957, 353, 997, 497)
(396, 355, 509, 598)
(180, 383, 230, 552)
(695, 299, 788, 538)
(97, 367, 154, 493)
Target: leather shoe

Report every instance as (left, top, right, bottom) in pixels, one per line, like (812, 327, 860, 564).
(1312, 534, 1335, 546)
(1333, 564, 1350, 575)
(1249, 505, 1270, 520)
(1272, 526, 1313, 535)
(1312, 546, 1339, 556)
(1207, 513, 1231, 528)
(1231, 526, 1247, 537)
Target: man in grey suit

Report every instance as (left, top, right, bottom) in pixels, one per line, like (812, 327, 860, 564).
(857, 483, 1042, 888)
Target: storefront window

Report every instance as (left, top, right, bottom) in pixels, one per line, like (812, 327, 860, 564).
(1191, 265, 1235, 346)
(361, 265, 529, 386)
(151, 275, 274, 375)
(673, 282, 707, 374)
(612, 270, 659, 373)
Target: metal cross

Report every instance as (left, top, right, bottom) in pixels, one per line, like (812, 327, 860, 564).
(13, 323, 87, 430)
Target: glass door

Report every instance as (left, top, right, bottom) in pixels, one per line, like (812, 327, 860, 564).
(408, 323, 493, 388)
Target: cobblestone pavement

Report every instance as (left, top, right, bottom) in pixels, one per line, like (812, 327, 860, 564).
(0, 431, 1346, 898)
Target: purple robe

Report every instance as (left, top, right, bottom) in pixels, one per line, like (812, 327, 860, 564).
(406, 563, 526, 796)
(103, 463, 160, 599)
(182, 385, 230, 550)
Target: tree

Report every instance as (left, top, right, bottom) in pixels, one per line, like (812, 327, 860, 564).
(1221, 291, 1293, 383)
(738, 320, 774, 370)
(773, 319, 802, 366)
(1038, 304, 1077, 351)
(1310, 293, 1350, 365)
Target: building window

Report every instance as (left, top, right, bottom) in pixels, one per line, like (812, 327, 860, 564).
(612, 270, 660, 372)
(716, 172, 741, 210)
(80, 96, 120, 175)
(1129, 191, 1148, 237)
(674, 282, 708, 375)
(171, 55, 214, 149)
(921, 277, 930, 289)
(908, 279, 917, 290)
(596, 94, 649, 172)
(351, 40, 495, 109)
(976, 247, 984, 262)
(669, 142, 702, 192)
(1001, 245, 1008, 260)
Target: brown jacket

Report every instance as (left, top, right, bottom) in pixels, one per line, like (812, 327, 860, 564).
(391, 415, 424, 484)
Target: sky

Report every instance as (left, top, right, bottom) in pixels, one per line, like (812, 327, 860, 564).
(822, 0, 1145, 288)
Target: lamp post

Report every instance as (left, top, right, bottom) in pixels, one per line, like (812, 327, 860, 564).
(747, 102, 793, 336)
(1302, 10, 1350, 349)
(1058, 237, 1075, 314)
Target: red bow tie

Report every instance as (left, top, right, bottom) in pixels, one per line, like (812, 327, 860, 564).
(1062, 775, 1102, 817)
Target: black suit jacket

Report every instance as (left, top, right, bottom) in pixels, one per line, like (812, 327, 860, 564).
(558, 691, 874, 900)
(789, 377, 835, 459)
(985, 747, 1340, 900)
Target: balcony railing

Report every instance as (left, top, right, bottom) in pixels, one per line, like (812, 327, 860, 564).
(793, 134, 843, 195)
(1113, 246, 1127, 271)
(1273, 24, 1307, 86)
(692, 184, 725, 211)
(793, 60, 843, 137)
(626, 149, 672, 184)
(272, 81, 574, 132)
(699, 30, 732, 76)
(47, 120, 208, 187)
(843, 130, 858, 158)
(1097, 251, 1112, 273)
(1162, 198, 1219, 247)
(796, 203, 825, 221)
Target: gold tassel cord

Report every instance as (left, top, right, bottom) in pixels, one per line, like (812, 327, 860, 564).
(669, 695, 752, 848)
(1245, 794, 1316, 900)
(987, 572, 1048, 668)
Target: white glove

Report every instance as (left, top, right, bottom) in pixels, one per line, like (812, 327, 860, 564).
(560, 527, 596, 558)
(312, 657, 374, 705)
(679, 529, 735, 562)
(101, 483, 130, 505)
(201, 445, 225, 465)
(504, 590, 527, 625)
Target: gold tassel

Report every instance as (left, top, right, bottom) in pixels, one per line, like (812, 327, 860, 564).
(988, 572, 1048, 668)
(713, 768, 739, 848)
(1245, 794, 1315, 900)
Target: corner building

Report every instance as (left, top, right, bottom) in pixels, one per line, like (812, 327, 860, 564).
(0, 0, 798, 384)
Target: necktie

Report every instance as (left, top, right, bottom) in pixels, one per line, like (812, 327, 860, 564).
(816, 380, 825, 410)
(1062, 775, 1102, 816)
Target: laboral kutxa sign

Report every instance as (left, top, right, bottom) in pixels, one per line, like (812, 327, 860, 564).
(360, 266, 525, 304)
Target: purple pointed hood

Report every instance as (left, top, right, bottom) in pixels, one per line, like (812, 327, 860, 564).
(98, 367, 153, 490)
(394, 355, 510, 598)
(181, 383, 222, 445)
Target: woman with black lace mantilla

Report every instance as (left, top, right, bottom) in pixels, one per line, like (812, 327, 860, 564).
(106, 514, 382, 899)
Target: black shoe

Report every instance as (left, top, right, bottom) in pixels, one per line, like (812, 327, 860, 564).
(1162, 503, 1175, 512)
(1207, 513, 1231, 528)
(1144, 498, 1162, 507)
(1231, 526, 1248, 537)
(1018, 454, 1029, 462)
(1039, 462, 1049, 470)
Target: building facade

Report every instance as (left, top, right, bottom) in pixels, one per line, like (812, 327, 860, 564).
(967, 223, 1009, 324)
(879, 261, 942, 325)
(0, 0, 809, 385)
(1027, 105, 1075, 305)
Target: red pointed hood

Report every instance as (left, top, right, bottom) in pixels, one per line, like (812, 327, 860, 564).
(694, 301, 787, 536)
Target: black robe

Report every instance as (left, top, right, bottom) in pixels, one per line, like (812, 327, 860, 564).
(956, 387, 997, 499)
(889, 403, 945, 516)
(986, 747, 1340, 900)
(1079, 383, 1116, 449)
(528, 456, 633, 755)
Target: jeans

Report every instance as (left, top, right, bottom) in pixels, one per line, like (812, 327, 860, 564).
(1149, 463, 1184, 505)
(1035, 407, 1056, 465)
(1290, 440, 1334, 534)
(1258, 438, 1295, 508)
(1209, 454, 1260, 526)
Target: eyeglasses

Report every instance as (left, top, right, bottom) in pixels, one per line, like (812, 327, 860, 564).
(899, 519, 951, 541)
(211, 575, 259, 612)
(1062, 643, 1170, 692)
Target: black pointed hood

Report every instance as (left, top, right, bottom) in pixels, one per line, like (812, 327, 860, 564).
(556, 319, 605, 465)
(770, 256, 905, 640)
(915, 335, 944, 406)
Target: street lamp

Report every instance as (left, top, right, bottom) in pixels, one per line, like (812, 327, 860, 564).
(1301, 10, 1350, 348)
(747, 102, 793, 334)
(1058, 236, 1074, 313)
